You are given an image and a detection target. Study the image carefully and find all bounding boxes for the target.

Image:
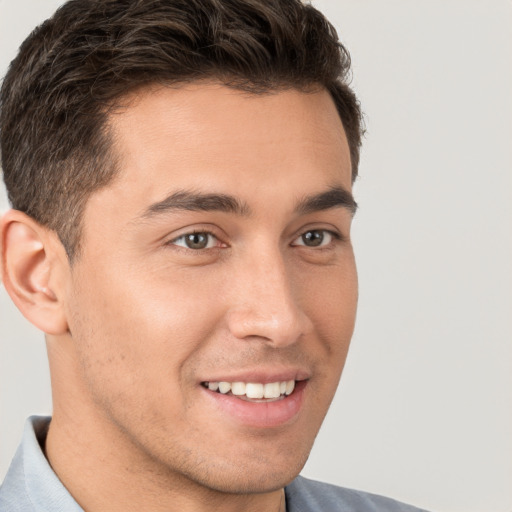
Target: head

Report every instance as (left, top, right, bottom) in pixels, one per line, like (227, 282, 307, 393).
(0, 0, 363, 504)
(1, 0, 362, 261)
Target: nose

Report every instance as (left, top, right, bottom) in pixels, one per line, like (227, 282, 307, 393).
(226, 249, 313, 348)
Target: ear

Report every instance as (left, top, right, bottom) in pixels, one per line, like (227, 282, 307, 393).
(1, 210, 69, 335)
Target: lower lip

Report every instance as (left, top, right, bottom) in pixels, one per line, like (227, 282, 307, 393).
(202, 380, 307, 428)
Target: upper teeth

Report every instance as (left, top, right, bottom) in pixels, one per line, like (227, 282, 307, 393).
(205, 380, 295, 399)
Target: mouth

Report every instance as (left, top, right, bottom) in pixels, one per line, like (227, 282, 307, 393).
(201, 380, 296, 402)
(199, 373, 309, 427)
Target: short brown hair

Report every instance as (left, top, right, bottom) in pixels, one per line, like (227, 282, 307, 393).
(1, 0, 363, 260)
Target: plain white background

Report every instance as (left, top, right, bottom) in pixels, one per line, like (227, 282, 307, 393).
(0, 1, 511, 511)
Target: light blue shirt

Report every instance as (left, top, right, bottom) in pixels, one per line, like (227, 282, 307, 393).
(0, 417, 81, 511)
(1, 416, 429, 511)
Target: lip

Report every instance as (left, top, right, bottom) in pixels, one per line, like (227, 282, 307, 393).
(201, 379, 308, 428)
(199, 367, 311, 385)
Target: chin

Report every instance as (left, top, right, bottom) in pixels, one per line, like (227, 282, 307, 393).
(178, 449, 311, 495)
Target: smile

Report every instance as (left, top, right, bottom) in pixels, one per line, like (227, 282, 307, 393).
(202, 380, 295, 401)
(201, 378, 307, 427)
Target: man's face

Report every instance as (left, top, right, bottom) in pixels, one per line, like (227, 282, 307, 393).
(61, 84, 357, 493)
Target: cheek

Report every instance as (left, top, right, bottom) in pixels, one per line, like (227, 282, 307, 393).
(298, 257, 358, 390)
(65, 264, 224, 416)
(299, 256, 358, 338)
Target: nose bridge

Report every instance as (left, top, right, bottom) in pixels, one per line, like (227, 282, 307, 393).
(226, 244, 312, 346)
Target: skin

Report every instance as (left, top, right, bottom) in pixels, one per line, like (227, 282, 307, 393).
(1, 84, 358, 512)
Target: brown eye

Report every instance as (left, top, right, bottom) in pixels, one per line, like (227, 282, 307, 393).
(292, 230, 335, 248)
(301, 230, 325, 247)
(172, 232, 216, 250)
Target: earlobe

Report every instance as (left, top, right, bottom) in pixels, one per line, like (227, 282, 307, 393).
(1, 210, 69, 335)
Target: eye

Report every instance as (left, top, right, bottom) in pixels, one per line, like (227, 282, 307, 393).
(292, 229, 335, 248)
(171, 232, 219, 250)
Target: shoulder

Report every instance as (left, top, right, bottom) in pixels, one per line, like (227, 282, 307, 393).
(285, 475, 430, 512)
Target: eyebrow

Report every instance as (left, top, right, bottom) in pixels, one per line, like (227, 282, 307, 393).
(142, 190, 250, 218)
(141, 185, 357, 220)
(295, 186, 358, 216)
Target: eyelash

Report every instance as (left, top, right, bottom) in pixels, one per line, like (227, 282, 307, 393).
(291, 229, 342, 248)
(170, 231, 223, 250)
(168, 229, 342, 251)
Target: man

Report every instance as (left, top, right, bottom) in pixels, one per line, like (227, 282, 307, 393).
(0, 1, 427, 510)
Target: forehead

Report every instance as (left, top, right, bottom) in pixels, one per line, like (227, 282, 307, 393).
(89, 83, 352, 221)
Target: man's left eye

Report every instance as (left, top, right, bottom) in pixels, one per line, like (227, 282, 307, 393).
(292, 230, 335, 248)
(171, 232, 218, 250)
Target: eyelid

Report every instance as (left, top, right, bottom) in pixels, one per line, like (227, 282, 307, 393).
(172, 232, 215, 249)
(291, 228, 342, 248)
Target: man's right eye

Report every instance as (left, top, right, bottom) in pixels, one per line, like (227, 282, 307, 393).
(170, 232, 219, 250)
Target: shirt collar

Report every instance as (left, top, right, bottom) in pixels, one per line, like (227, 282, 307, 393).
(1, 416, 83, 511)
